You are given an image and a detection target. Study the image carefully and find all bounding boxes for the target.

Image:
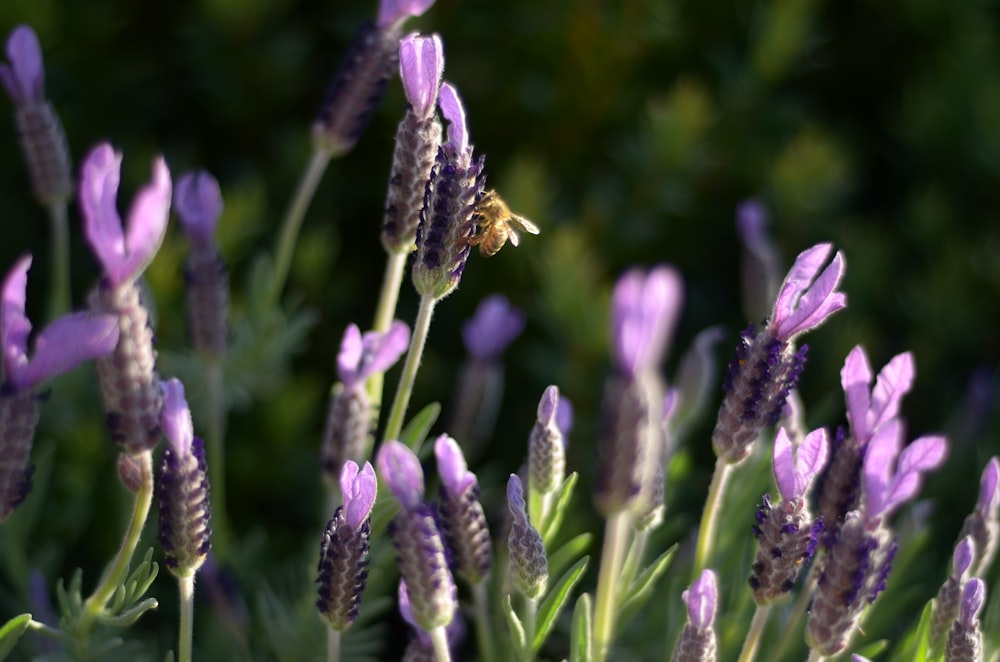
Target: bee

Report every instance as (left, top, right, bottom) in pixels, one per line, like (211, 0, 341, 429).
(467, 189, 541, 257)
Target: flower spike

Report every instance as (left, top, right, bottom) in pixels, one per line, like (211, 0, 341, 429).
(461, 294, 526, 362)
(174, 170, 223, 243)
(0, 26, 43, 106)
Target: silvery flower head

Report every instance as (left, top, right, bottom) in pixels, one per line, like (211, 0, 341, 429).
(316, 461, 377, 630)
(671, 569, 718, 662)
(0, 256, 118, 522)
(434, 434, 492, 585)
(506, 474, 548, 600)
(529, 385, 567, 497)
(713, 243, 846, 465)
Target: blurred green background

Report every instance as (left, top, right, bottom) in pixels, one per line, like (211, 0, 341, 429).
(1, 0, 998, 659)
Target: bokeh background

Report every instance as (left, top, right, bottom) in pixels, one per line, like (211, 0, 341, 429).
(1, 0, 998, 660)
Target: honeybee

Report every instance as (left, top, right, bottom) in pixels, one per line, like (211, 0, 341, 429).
(468, 189, 541, 257)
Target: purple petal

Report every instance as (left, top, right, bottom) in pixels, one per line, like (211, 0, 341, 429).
(682, 569, 717, 630)
(863, 419, 904, 519)
(1, 255, 32, 386)
(20, 312, 118, 389)
(878, 434, 948, 517)
(772, 427, 796, 501)
(377, 440, 424, 510)
(119, 156, 171, 283)
(556, 395, 574, 438)
(954, 536, 975, 577)
(174, 170, 223, 243)
(80, 144, 127, 282)
(435, 434, 475, 499)
(461, 294, 526, 361)
(377, 0, 436, 28)
(1, 25, 44, 106)
(794, 427, 829, 499)
(841, 345, 873, 441)
(342, 461, 377, 530)
(336, 324, 364, 388)
(337, 321, 410, 389)
(161, 378, 193, 456)
(772, 244, 847, 339)
(537, 386, 559, 426)
(438, 82, 468, 157)
(960, 578, 986, 626)
(978, 456, 1000, 516)
(399, 33, 443, 119)
(506, 474, 529, 525)
(610, 265, 684, 377)
(869, 352, 915, 433)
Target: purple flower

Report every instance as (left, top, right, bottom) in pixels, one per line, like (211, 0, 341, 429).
(2, 255, 119, 391)
(399, 33, 443, 120)
(770, 243, 846, 340)
(945, 577, 986, 662)
(161, 378, 194, 456)
(337, 321, 410, 391)
(0, 25, 43, 107)
(507, 474, 548, 599)
(610, 265, 684, 378)
(959, 577, 985, 626)
(841, 346, 915, 445)
(438, 82, 469, 159)
(930, 536, 977, 649)
(377, 0, 436, 29)
(174, 170, 223, 244)
(683, 569, 718, 630)
(773, 426, 829, 503)
(957, 455, 1000, 576)
(80, 143, 172, 287)
(461, 294, 526, 362)
(341, 461, 378, 531)
(435, 434, 476, 499)
(529, 385, 567, 496)
(435, 435, 492, 584)
(377, 440, 425, 511)
(862, 419, 947, 522)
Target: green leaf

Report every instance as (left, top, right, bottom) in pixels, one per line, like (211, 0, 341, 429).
(546, 533, 593, 585)
(541, 472, 579, 545)
(501, 594, 527, 658)
(534, 556, 589, 655)
(893, 599, 937, 661)
(617, 545, 676, 624)
(398, 402, 441, 452)
(570, 594, 592, 662)
(0, 614, 31, 661)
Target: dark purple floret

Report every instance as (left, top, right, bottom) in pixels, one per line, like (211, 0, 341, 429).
(156, 436, 212, 574)
(722, 324, 756, 395)
(436, 483, 492, 585)
(316, 505, 372, 630)
(868, 537, 898, 604)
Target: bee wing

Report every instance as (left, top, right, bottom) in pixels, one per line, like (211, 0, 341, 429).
(508, 227, 520, 247)
(509, 214, 541, 236)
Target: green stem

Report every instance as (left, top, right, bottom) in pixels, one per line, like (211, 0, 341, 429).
(205, 360, 230, 559)
(326, 626, 341, 662)
(523, 596, 539, 660)
(429, 624, 452, 662)
(27, 619, 63, 639)
(267, 147, 332, 307)
(177, 574, 196, 662)
(736, 604, 771, 662)
(366, 250, 409, 424)
(383, 293, 437, 445)
(81, 450, 154, 629)
(45, 201, 70, 320)
(472, 582, 497, 662)
(692, 457, 733, 579)
(592, 510, 631, 662)
(773, 565, 818, 660)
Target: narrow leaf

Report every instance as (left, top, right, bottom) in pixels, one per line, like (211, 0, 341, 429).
(618, 545, 677, 624)
(101, 597, 159, 627)
(541, 472, 578, 546)
(399, 402, 441, 452)
(501, 594, 527, 656)
(546, 533, 593, 584)
(570, 594, 592, 662)
(0, 614, 31, 661)
(534, 556, 589, 655)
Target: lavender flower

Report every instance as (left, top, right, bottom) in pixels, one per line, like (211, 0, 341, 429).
(713, 243, 846, 465)
(507, 474, 548, 600)
(595, 266, 681, 517)
(321, 321, 409, 485)
(817, 346, 915, 543)
(435, 434, 492, 585)
(1, 25, 72, 205)
(529, 385, 567, 497)
(316, 461, 377, 630)
(806, 419, 947, 655)
(81, 142, 171, 455)
(412, 82, 486, 300)
(946, 578, 985, 662)
(749, 427, 828, 604)
(671, 569, 718, 662)
(930, 536, 976, 652)
(956, 456, 1000, 576)
(450, 294, 526, 453)
(398, 579, 464, 661)
(313, 0, 436, 156)
(735, 199, 781, 322)
(0, 256, 118, 522)
(377, 440, 457, 631)
(382, 33, 445, 254)
(175, 170, 228, 360)
(156, 378, 212, 577)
